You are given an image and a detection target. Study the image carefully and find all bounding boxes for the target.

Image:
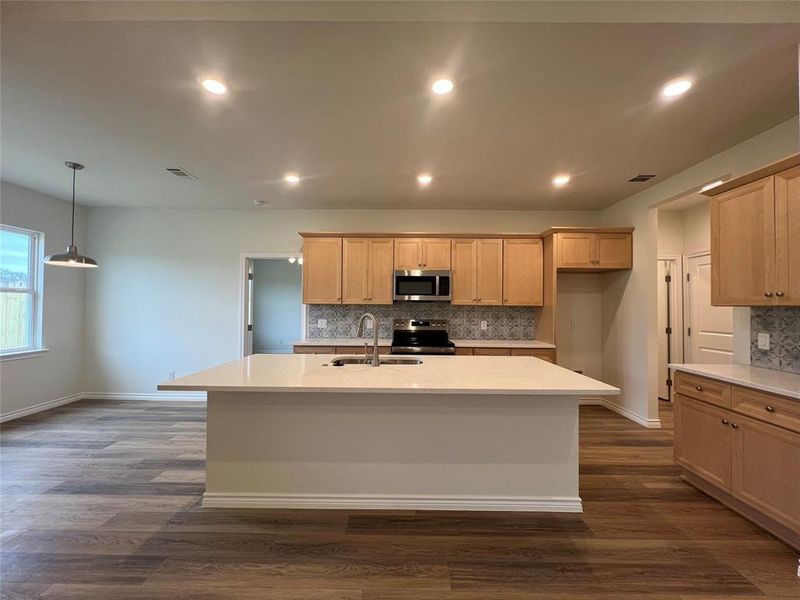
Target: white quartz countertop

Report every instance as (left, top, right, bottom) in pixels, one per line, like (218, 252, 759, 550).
(160, 354, 618, 396)
(669, 363, 800, 400)
(292, 338, 556, 349)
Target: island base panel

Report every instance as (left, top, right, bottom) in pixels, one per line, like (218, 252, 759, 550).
(203, 391, 581, 512)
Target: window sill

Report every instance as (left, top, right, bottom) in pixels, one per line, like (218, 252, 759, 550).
(0, 349, 50, 362)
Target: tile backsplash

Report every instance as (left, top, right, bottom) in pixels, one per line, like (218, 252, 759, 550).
(306, 304, 535, 340)
(750, 307, 800, 374)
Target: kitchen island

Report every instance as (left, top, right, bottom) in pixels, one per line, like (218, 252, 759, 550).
(159, 354, 619, 512)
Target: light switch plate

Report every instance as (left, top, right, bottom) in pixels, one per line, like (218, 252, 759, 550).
(365, 320, 373, 330)
(317, 319, 327, 329)
(480, 320, 488, 330)
(757, 333, 770, 350)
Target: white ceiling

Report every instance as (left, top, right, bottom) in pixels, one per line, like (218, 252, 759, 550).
(2, 1, 799, 210)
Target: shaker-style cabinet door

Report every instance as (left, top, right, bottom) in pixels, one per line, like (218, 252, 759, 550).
(775, 166, 800, 305)
(302, 237, 342, 304)
(503, 239, 543, 306)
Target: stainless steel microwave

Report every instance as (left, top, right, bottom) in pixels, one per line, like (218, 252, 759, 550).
(394, 270, 451, 302)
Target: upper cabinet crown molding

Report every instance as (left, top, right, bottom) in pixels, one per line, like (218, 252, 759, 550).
(711, 165, 799, 306)
(702, 153, 800, 198)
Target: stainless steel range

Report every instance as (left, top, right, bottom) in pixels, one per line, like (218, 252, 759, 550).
(390, 319, 456, 355)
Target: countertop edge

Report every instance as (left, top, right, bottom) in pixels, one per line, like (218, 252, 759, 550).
(157, 384, 619, 396)
(669, 364, 800, 401)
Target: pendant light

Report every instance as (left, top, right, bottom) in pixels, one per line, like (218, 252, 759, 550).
(44, 162, 98, 268)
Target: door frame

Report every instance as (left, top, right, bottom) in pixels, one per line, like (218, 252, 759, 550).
(238, 252, 305, 358)
(658, 254, 684, 400)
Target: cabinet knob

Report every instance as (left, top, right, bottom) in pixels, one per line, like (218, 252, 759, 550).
(731, 423, 740, 429)
(765, 291, 773, 297)
(765, 405, 775, 413)
(721, 418, 729, 425)
(776, 291, 785, 297)
(695, 385, 703, 392)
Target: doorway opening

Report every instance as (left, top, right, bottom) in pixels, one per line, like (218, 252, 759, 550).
(239, 253, 304, 357)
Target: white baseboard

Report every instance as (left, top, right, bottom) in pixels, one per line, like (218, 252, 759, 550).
(82, 391, 207, 402)
(600, 399, 661, 429)
(202, 492, 583, 512)
(0, 392, 84, 423)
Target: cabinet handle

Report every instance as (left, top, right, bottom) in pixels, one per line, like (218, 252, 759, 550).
(731, 423, 740, 429)
(695, 385, 703, 392)
(721, 418, 729, 425)
(765, 291, 773, 297)
(765, 405, 775, 413)
(776, 291, 784, 297)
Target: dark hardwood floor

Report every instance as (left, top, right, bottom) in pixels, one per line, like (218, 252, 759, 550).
(1, 399, 798, 599)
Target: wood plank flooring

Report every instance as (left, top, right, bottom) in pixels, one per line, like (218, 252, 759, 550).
(1, 399, 798, 599)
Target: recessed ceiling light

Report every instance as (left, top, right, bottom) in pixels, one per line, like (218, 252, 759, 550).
(552, 174, 570, 187)
(417, 174, 433, 186)
(431, 79, 454, 95)
(661, 78, 692, 98)
(202, 79, 227, 95)
(284, 173, 301, 185)
(700, 179, 724, 192)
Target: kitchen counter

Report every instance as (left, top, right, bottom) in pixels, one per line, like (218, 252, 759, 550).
(160, 354, 614, 396)
(159, 355, 617, 512)
(292, 338, 556, 349)
(669, 363, 800, 400)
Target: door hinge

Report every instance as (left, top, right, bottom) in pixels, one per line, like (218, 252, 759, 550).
(665, 326, 672, 335)
(248, 273, 254, 281)
(666, 378, 672, 388)
(687, 327, 691, 336)
(686, 273, 690, 282)
(665, 274, 672, 283)
(247, 324, 253, 331)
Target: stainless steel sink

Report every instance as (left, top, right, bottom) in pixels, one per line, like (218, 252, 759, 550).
(329, 356, 423, 367)
(380, 357, 424, 365)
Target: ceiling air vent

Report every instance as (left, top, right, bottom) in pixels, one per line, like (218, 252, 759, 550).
(166, 167, 198, 180)
(628, 174, 656, 183)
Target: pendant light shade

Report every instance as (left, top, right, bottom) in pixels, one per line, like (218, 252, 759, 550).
(45, 162, 98, 268)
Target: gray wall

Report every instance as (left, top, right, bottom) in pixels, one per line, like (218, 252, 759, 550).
(0, 182, 88, 418)
(252, 259, 302, 353)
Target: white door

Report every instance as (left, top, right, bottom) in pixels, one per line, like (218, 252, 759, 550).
(657, 261, 670, 399)
(685, 253, 733, 364)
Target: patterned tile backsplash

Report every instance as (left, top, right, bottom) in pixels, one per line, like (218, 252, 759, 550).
(751, 307, 800, 374)
(306, 304, 535, 340)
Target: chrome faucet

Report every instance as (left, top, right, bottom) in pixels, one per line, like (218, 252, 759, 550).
(356, 313, 380, 367)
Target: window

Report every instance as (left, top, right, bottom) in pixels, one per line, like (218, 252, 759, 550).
(1, 225, 44, 355)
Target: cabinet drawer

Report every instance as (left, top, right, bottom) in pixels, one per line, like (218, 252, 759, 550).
(473, 347, 512, 356)
(454, 347, 474, 356)
(510, 348, 556, 363)
(335, 345, 390, 355)
(293, 346, 333, 354)
(674, 371, 731, 408)
(732, 386, 800, 434)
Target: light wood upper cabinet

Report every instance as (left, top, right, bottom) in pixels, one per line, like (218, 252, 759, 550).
(503, 239, 543, 306)
(451, 239, 503, 305)
(394, 238, 451, 270)
(775, 166, 800, 305)
(711, 177, 777, 306)
(302, 237, 342, 304)
(342, 238, 393, 305)
(554, 232, 632, 271)
(674, 395, 733, 491)
(732, 414, 800, 533)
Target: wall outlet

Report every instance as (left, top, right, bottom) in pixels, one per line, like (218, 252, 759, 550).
(570, 319, 577, 331)
(167, 371, 176, 381)
(364, 320, 373, 330)
(480, 320, 488, 331)
(317, 319, 327, 329)
(757, 333, 770, 350)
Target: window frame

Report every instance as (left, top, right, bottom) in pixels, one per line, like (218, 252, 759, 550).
(1, 224, 45, 357)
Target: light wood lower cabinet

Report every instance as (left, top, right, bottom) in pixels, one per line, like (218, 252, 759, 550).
(674, 394, 733, 490)
(455, 347, 556, 362)
(293, 345, 390, 355)
(674, 374, 800, 548)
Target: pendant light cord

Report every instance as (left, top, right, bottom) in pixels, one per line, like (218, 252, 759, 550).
(70, 166, 76, 246)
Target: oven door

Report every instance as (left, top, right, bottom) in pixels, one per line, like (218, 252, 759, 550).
(393, 270, 451, 301)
